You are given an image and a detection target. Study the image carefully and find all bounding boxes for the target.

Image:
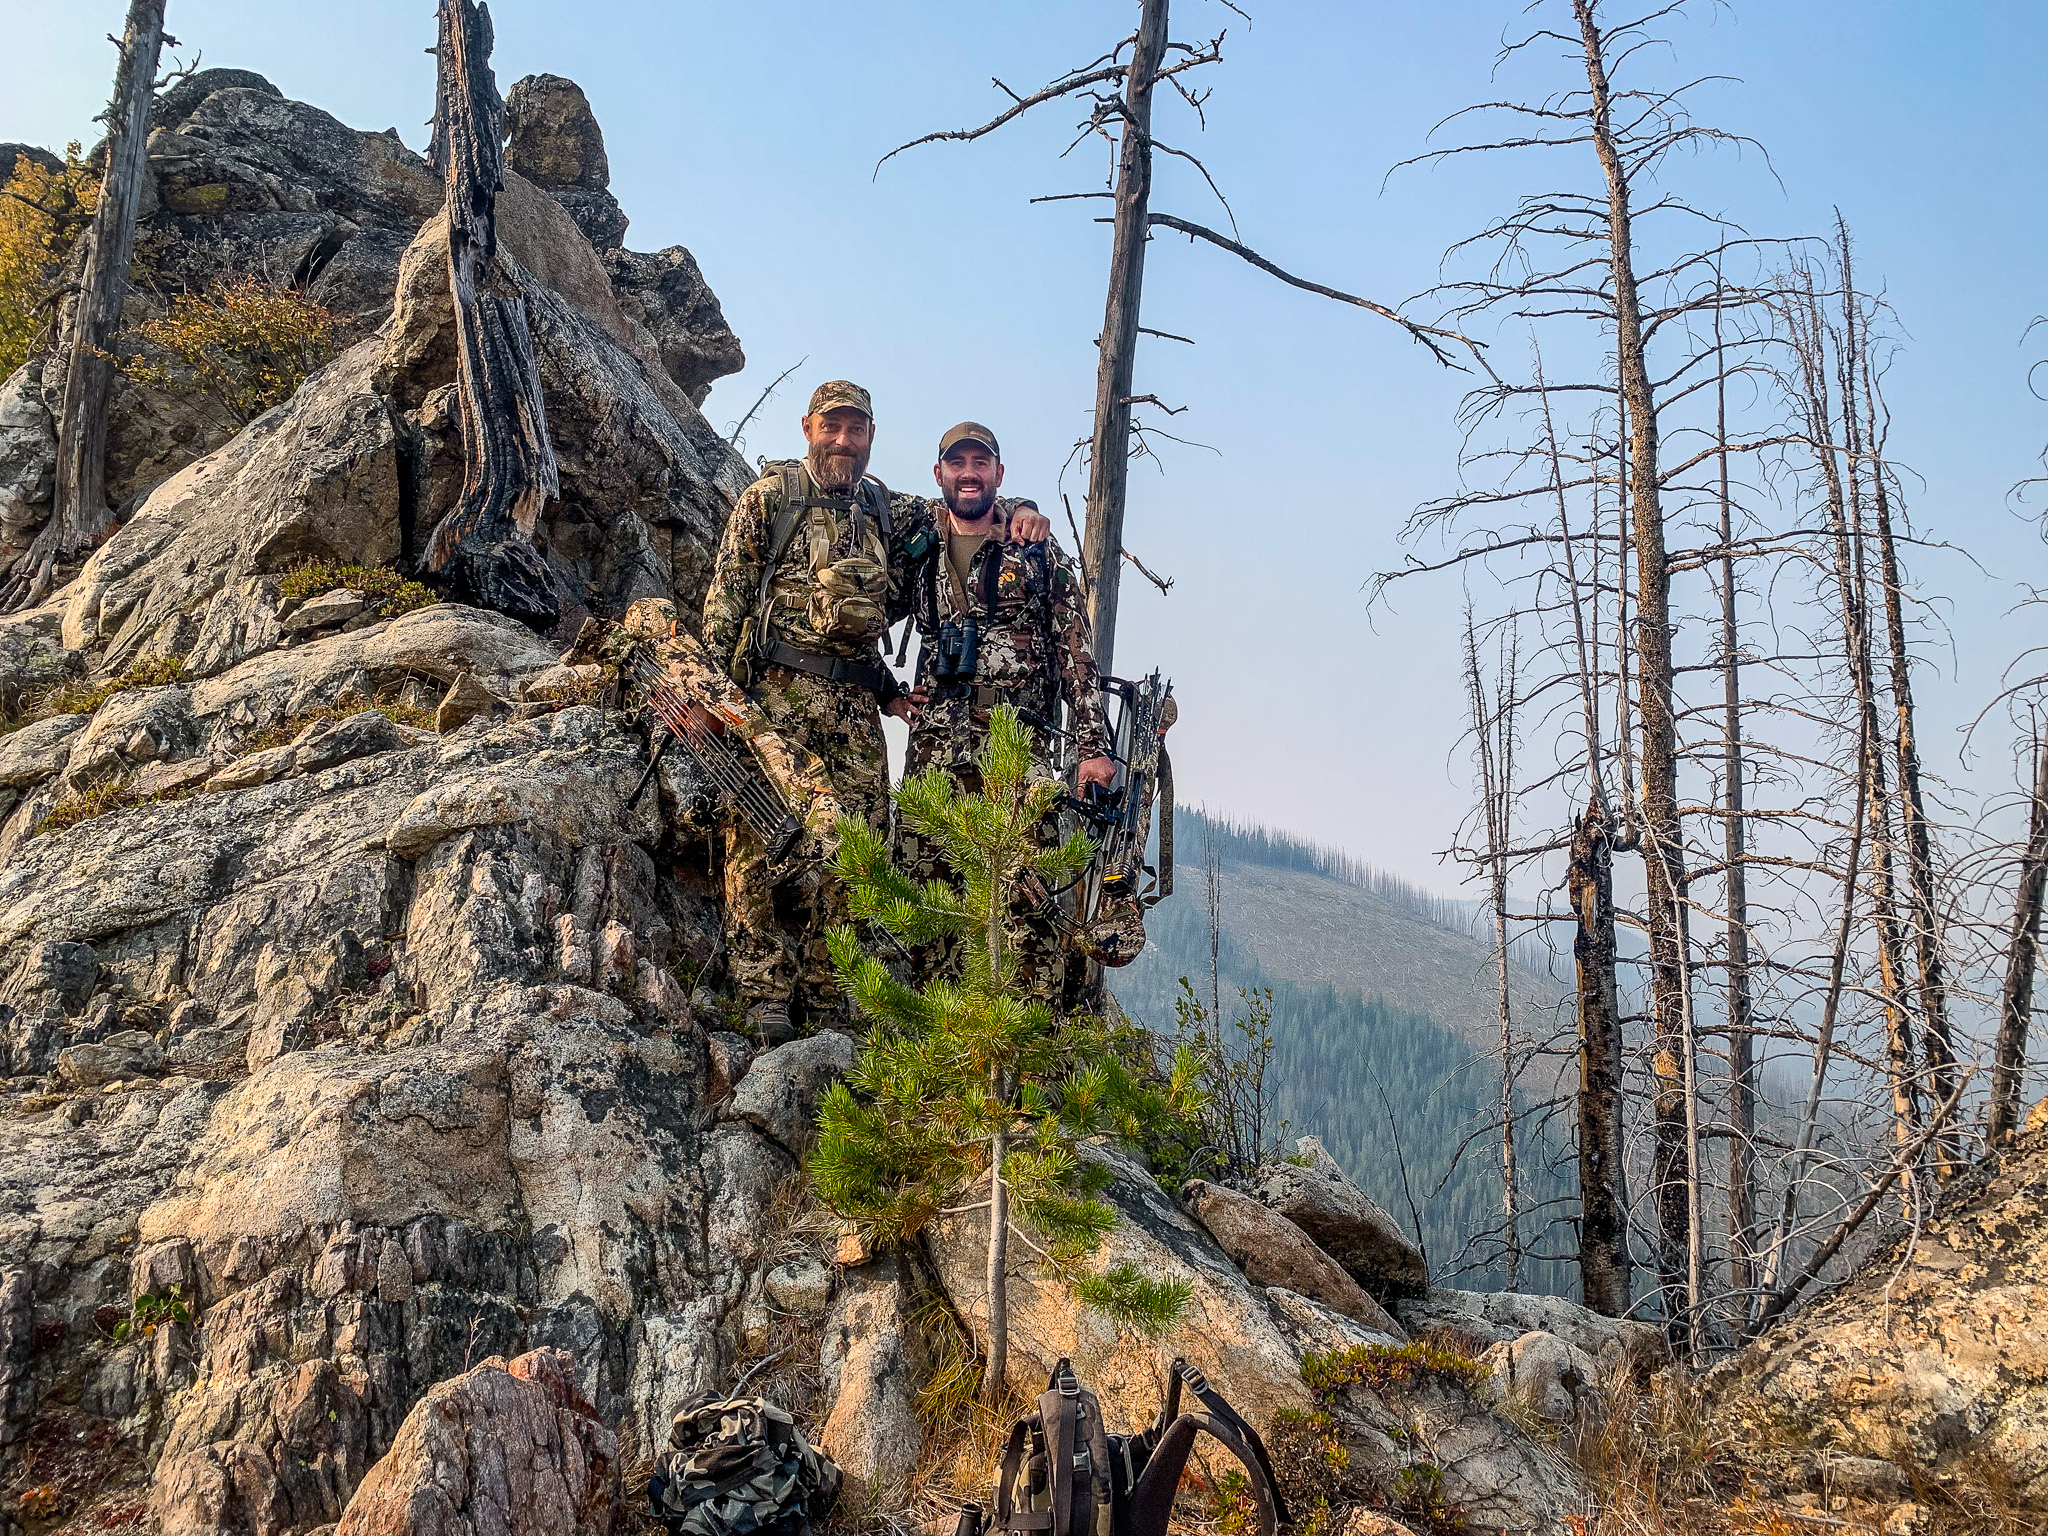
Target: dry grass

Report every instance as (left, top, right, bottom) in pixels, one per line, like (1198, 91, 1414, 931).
(11, 654, 184, 727)
(1555, 1370, 2037, 1536)
(31, 770, 199, 838)
(232, 696, 435, 758)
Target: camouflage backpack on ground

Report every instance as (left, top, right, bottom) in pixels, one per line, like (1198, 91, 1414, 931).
(648, 1394, 843, 1536)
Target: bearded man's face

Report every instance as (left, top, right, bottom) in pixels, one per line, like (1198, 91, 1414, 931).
(803, 407, 874, 491)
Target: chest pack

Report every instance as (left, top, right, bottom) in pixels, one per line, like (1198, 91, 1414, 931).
(760, 462, 895, 646)
(648, 1393, 842, 1536)
(956, 1359, 1288, 1536)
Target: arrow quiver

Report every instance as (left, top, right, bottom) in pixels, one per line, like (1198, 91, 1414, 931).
(603, 598, 843, 882)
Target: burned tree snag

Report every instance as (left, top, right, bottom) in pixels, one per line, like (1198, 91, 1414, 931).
(1569, 801, 1631, 1316)
(2, 0, 167, 612)
(1990, 729, 2048, 1145)
(423, 0, 561, 632)
(1079, 0, 1169, 681)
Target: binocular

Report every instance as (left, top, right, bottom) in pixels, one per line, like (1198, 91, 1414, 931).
(930, 616, 979, 684)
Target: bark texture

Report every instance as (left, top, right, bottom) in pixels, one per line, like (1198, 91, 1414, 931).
(422, 0, 561, 632)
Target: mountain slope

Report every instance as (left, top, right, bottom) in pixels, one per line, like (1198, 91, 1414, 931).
(1113, 809, 1575, 1292)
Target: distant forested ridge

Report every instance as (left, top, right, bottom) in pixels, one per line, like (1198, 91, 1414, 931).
(1116, 808, 1574, 1294)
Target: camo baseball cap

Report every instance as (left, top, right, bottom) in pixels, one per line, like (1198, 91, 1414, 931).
(806, 380, 873, 419)
(937, 421, 1000, 460)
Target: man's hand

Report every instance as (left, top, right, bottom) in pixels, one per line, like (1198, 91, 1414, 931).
(1009, 503, 1052, 543)
(1077, 754, 1117, 790)
(884, 696, 919, 723)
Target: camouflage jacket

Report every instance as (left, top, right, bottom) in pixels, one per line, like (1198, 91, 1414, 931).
(701, 461, 923, 680)
(901, 496, 1111, 770)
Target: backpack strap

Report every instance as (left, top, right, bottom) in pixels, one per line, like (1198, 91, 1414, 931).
(1149, 1361, 1292, 1530)
(1121, 1412, 1279, 1536)
(993, 1418, 1053, 1532)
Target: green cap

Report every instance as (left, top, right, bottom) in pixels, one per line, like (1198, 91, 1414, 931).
(807, 379, 873, 419)
(937, 420, 1000, 460)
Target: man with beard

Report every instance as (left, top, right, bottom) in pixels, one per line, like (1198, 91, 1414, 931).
(702, 383, 1048, 1039)
(897, 421, 1117, 1003)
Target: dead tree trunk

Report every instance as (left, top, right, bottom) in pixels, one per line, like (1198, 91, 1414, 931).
(1465, 613, 1522, 1289)
(1990, 727, 2048, 1145)
(1572, 0, 1691, 1347)
(1713, 300, 1759, 1303)
(1855, 294, 1955, 1168)
(1569, 802, 1631, 1314)
(2, 0, 167, 612)
(423, 0, 561, 632)
(1080, 0, 1169, 680)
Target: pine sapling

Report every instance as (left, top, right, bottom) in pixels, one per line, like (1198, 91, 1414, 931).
(810, 707, 1193, 1403)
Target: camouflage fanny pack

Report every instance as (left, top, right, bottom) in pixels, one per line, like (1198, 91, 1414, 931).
(648, 1393, 843, 1536)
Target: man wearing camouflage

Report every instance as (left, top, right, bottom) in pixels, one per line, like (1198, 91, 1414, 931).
(703, 385, 1048, 1039)
(898, 421, 1117, 1002)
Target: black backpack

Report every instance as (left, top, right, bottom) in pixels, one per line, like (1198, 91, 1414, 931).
(957, 1358, 1290, 1536)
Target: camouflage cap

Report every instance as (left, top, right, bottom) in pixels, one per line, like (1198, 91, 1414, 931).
(806, 380, 873, 419)
(937, 421, 1000, 460)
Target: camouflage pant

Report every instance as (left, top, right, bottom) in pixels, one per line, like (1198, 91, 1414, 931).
(723, 666, 889, 1018)
(897, 741, 1071, 1008)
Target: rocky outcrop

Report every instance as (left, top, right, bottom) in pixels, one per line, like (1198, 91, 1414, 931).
(927, 1144, 1354, 1435)
(1704, 1122, 2048, 1508)
(1181, 1177, 1403, 1336)
(1248, 1136, 1429, 1301)
(1395, 1287, 1664, 1379)
(1, 70, 746, 583)
(332, 1348, 618, 1536)
(505, 74, 627, 252)
(729, 1032, 855, 1157)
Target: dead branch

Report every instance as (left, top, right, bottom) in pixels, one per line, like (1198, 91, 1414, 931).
(1147, 212, 1491, 371)
(1121, 547, 1174, 595)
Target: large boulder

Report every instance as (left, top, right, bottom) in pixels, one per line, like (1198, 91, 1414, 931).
(1703, 1123, 2048, 1509)
(1284, 1346, 1582, 1536)
(604, 246, 747, 406)
(332, 1348, 618, 1536)
(1247, 1136, 1429, 1301)
(1181, 1178, 1403, 1336)
(817, 1254, 923, 1504)
(927, 1143, 1319, 1434)
(505, 73, 628, 251)
(1396, 1288, 1664, 1378)
(1475, 1330, 1601, 1425)
(727, 1031, 856, 1156)
(0, 364, 58, 584)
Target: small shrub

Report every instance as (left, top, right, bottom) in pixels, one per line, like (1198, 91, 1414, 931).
(110, 1288, 192, 1343)
(277, 560, 436, 621)
(1300, 1342, 1488, 1399)
(120, 275, 344, 426)
(32, 769, 198, 838)
(29, 653, 184, 721)
(0, 144, 96, 378)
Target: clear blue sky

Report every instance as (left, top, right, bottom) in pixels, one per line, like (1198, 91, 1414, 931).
(7, 1, 2043, 890)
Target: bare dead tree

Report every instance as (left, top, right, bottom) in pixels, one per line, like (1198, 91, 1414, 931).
(878, 0, 1485, 674)
(3, 0, 169, 611)
(1989, 721, 2048, 1144)
(1464, 607, 1524, 1289)
(421, 0, 561, 631)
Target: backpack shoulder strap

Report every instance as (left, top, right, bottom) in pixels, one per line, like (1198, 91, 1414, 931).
(992, 1417, 1052, 1532)
(1121, 1361, 1291, 1536)
(863, 475, 894, 544)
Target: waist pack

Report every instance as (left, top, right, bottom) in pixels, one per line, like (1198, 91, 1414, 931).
(957, 1358, 1289, 1536)
(648, 1393, 842, 1536)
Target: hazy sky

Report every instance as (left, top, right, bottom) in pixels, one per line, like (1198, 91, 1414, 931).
(6, 0, 2043, 893)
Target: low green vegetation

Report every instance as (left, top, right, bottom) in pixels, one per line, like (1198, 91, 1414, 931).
(25, 654, 184, 723)
(812, 707, 1203, 1400)
(276, 560, 436, 621)
(32, 770, 198, 838)
(1299, 1340, 1488, 1398)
